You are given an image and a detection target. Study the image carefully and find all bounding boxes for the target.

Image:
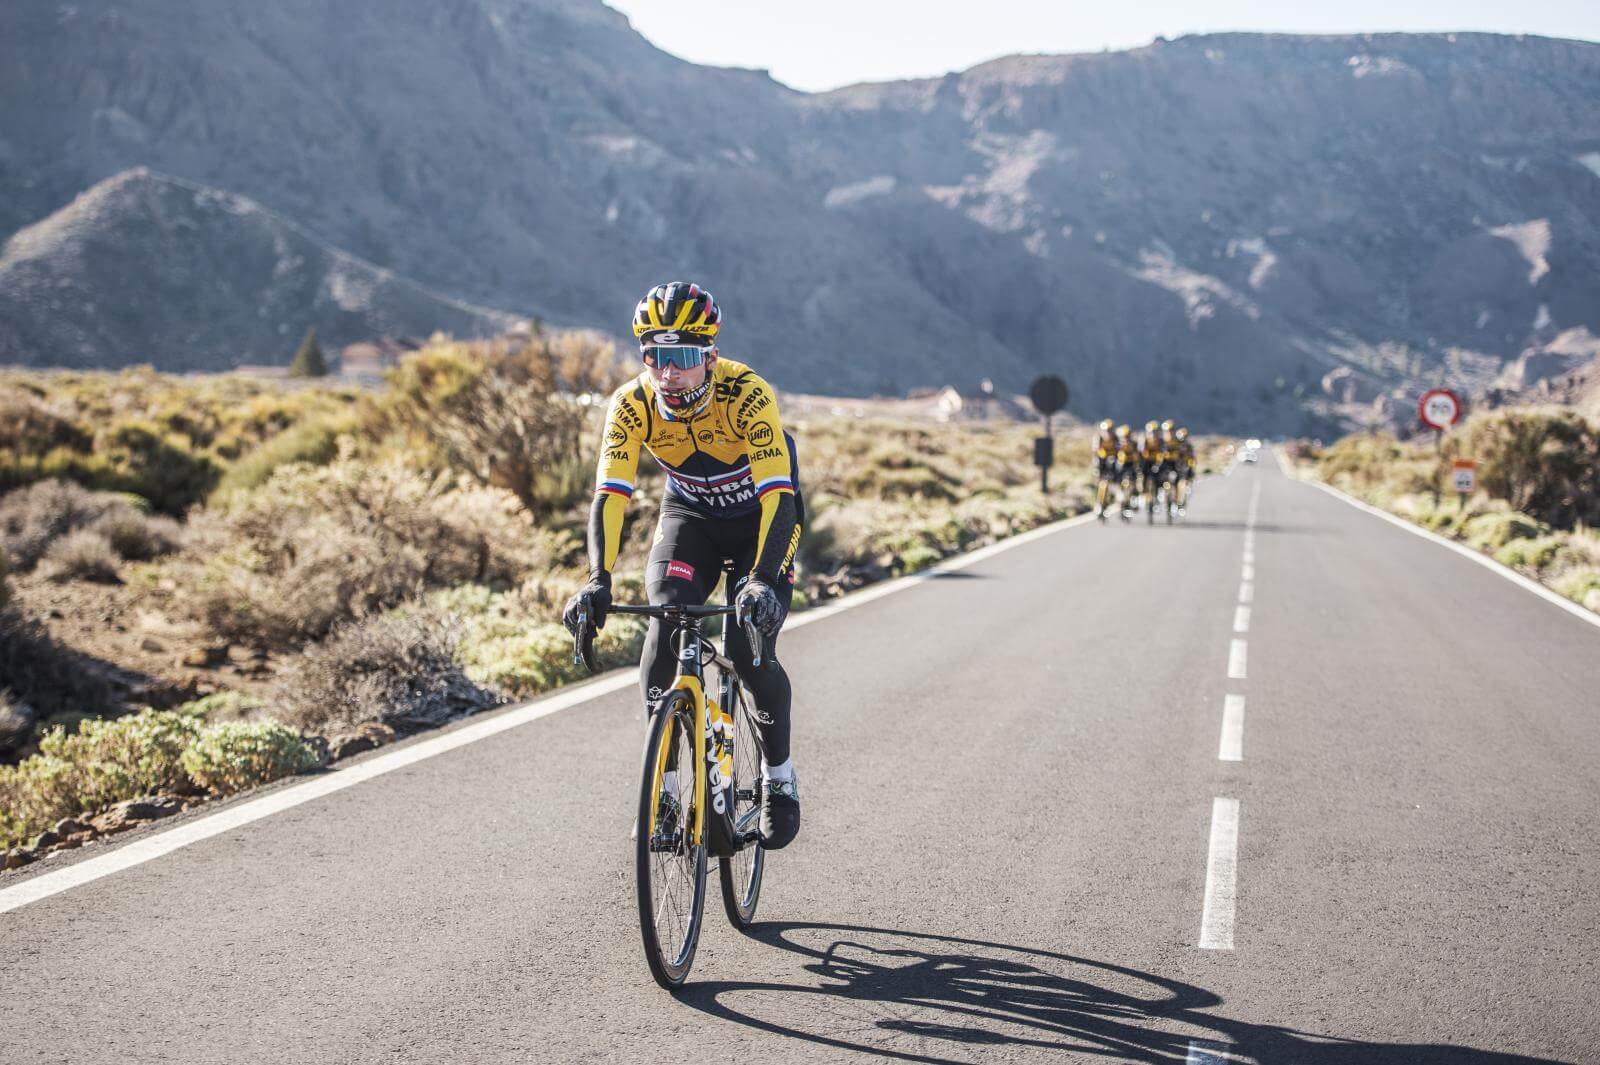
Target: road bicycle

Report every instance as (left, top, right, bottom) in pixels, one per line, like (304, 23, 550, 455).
(571, 569, 769, 990)
(1149, 465, 1180, 524)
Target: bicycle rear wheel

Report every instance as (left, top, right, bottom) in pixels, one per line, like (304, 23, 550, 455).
(718, 683, 766, 928)
(636, 691, 707, 990)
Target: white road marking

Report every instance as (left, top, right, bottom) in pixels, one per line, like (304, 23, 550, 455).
(1242, 551, 1254, 567)
(1238, 581, 1253, 603)
(1232, 606, 1251, 633)
(1241, 563, 1254, 581)
(1227, 639, 1247, 680)
(0, 508, 1110, 915)
(1187, 1039, 1232, 1064)
(1293, 470, 1600, 634)
(1219, 694, 1245, 761)
(1199, 797, 1240, 950)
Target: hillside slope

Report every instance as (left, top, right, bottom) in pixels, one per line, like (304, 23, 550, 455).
(0, 169, 514, 369)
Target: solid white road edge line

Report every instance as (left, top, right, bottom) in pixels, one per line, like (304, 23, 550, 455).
(1219, 694, 1245, 762)
(1199, 796, 1240, 950)
(1227, 639, 1248, 680)
(1277, 449, 1600, 635)
(1232, 606, 1251, 633)
(0, 508, 1107, 915)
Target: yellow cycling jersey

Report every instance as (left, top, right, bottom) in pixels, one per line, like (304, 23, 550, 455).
(592, 357, 797, 572)
(1139, 433, 1165, 462)
(1093, 432, 1118, 461)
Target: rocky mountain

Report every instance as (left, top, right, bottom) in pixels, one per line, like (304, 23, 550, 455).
(0, 168, 514, 370)
(1, 0, 1598, 429)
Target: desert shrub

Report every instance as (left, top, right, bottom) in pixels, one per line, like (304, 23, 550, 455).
(0, 708, 204, 848)
(379, 333, 623, 516)
(86, 507, 184, 561)
(180, 721, 324, 796)
(1462, 411, 1600, 530)
(1461, 511, 1546, 552)
(0, 479, 125, 569)
(275, 611, 500, 734)
(0, 605, 114, 720)
(1493, 535, 1569, 574)
(0, 387, 94, 458)
(177, 691, 268, 723)
(93, 420, 220, 514)
(461, 616, 648, 698)
(175, 450, 546, 646)
(210, 416, 346, 499)
(38, 529, 121, 583)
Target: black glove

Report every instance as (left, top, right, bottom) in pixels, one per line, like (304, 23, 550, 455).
(735, 576, 782, 638)
(562, 573, 612, 635)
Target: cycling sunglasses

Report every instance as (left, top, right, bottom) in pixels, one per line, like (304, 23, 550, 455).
(641, 345, 708, 370)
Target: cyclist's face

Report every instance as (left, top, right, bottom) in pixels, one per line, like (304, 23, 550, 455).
(646, 349, 713, 393)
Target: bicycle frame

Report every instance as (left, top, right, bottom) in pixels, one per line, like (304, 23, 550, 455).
(604, 603, 755, 853)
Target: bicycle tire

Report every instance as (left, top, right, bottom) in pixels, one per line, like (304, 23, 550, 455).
(718, 682, 766, 928)
(636, 691, 708, 990)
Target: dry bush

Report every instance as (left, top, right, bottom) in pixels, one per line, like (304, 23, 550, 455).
(275, 611, 499, 735)
(173, 448, 547, 647)
(1459, 411, 1600, 530)
(0, 479, 123, 570)
(38, 529, 121, 583)
(380, 332, 625, 516)
(86, 507, 185, 561)
(180, 721, 324, 796)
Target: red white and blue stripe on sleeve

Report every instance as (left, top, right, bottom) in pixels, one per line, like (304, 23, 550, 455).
(756, 475, 794, 501)
(598, 478, 634, 499)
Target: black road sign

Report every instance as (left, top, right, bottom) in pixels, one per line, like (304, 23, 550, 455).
(1028, 375, 1069, 416)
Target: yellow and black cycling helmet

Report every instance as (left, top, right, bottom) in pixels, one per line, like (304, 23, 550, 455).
(1098, 418, 1114, 432)
(1175, 427, 1189, 441)
(1161, 419, 1175, 432)
(1145, 420, 1159, 432)
(1116, 424, 1131, 437)
(633, 281, 721, 348)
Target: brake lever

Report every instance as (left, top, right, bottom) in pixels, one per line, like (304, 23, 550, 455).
(570, 604, 599, 673)
(741, 615, 766, 670)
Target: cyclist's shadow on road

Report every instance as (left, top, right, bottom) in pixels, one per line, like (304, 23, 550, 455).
(676, 922, 1555, 1064)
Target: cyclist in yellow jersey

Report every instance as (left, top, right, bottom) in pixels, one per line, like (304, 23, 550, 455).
(1173, 426, 1197, 513)
(1138, 420, 1165, 509)
(563, 282, 802, 849)
(1092, 419, 1118, 520)
(1114, 424, 1139, 520)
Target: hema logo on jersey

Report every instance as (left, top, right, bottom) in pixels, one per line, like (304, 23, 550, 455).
(665, 560, 696, 582)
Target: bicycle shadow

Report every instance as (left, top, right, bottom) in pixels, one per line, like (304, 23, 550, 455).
(675, 922, 1558, 1064)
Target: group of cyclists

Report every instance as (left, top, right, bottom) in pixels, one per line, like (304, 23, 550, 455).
(1091, 418, 1197, 523)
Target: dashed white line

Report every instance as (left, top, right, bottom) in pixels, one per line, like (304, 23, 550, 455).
(1238, 581, 1253, 604)
(1227, 639, 1247, 680)
(1241, 563, 1254, 581)
(1199, 797, 1240, 950)
(1219, 694, 1245, 761)
(1232, 605, 1251, 633)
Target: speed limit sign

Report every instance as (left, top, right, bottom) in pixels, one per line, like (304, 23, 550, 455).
(1418, 388, 1461, 431)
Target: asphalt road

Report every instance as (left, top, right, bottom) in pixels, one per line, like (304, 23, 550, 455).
(4, 455, 1598, 1064)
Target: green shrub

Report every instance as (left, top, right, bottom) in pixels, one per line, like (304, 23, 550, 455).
(0, 709, 204, 849)
(1461, 511, 1547, 552)
(180, 721, 324, 796)
(209, 416, 345, 500)
(461, 617, 648, 698)
(1493, 535, 1568, 574)
(177, 691, 267, 723)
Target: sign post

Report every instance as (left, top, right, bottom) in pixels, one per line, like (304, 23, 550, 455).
(1028, 375, 1070, 494)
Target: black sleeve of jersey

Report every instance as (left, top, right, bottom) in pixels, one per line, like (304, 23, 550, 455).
(751, 491, 799, 585)
(585, 493, 611, 582)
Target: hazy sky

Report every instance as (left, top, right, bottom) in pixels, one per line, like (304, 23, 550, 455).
(603, 0, 1600, 92)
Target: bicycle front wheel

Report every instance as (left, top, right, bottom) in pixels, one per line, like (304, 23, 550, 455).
(636, 691, 708, 990)
(719, 683, 766, 928)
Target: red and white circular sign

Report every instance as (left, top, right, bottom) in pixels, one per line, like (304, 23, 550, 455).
(1418, 388, 1461, 431)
